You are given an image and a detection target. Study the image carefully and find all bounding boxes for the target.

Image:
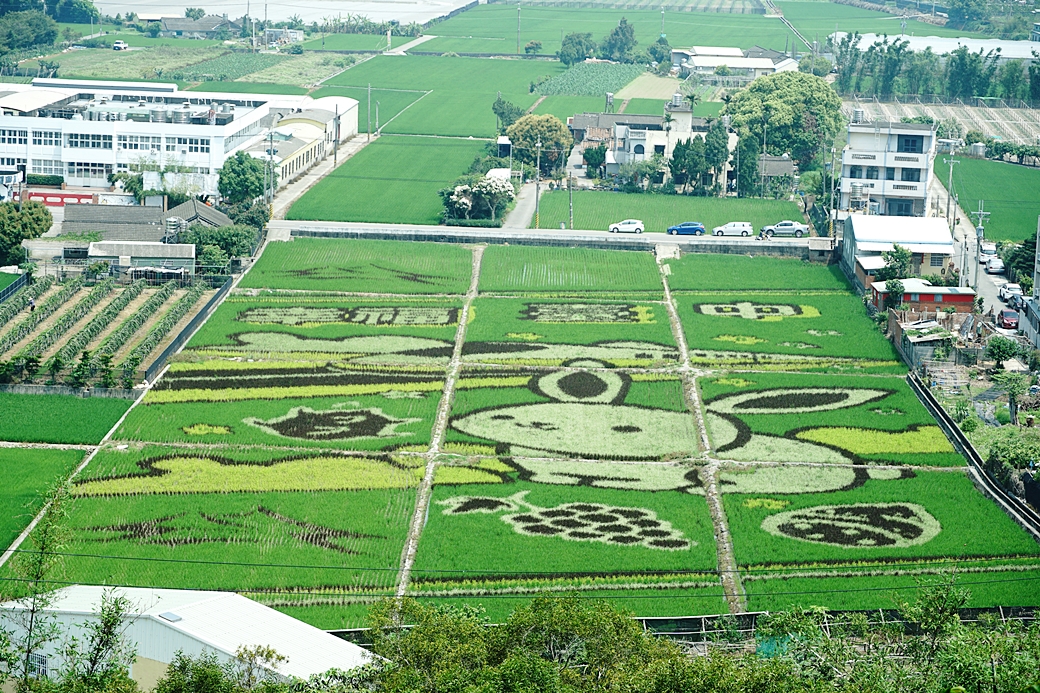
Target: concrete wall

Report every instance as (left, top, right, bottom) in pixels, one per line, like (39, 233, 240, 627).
(0, 384, 142, 400)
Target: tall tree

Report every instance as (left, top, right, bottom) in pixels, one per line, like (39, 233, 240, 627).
(734, 134, 759, 197)
(1030, 51, 1040, 102)
(557, 32, 595, 67)
(505, 114, 572, 175)
(217, 152, 272, 205)
(184, 6, 204, 19)
(993, 371, 1030, 424)
(723, 71, 842, 165)
(491, 96, 525, 132)
(874, 244, 914, 281)
(57, 589, 138, 693)
(945, 45, 1000, 99)
(646, 35, 669, 65)
(998, 59, 1026, 100)
(832, 31, 862, 94)
(703, 119, 729, 192)
(598, 17, 636, 62)
(903, 48, 941, 95)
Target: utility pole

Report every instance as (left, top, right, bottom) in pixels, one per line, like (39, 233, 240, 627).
(760, 120, 767, 198)
(970, 200, 990, 290)
(516, 4, 521, 55)
(268, 131, 275, 207)
(535, 141, 541, 229)
(375, 101, 380, 133)
(333, 104, 339, 166)
(568, 173, 573, 230)
(829, 146, 836, 237)
(367, 83, 371, 141)
(661, 10, 665, 36)
(943, 155, 959, 231)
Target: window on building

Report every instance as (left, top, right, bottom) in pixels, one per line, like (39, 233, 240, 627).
(118, 135, 162, 151)
(901, 168, 921, 182)
(898, 135, 923, 153)
(31, 159, 62, 175)
(654, 144, 665, 154)
(849, 165, 862, 179)
(32, 131, 60, 146)
(67, 133, 113, 149)
(28, 653, 47, 678)
(633, 144, 644, 154)
(866, 166, 879, 179)
(910, 294, 919, 301)
(187, 137, 210, 153)
(887, 199, 913, 216)
(67, 161, 113, 178)
(0, 129, 28, 145)
(885, 167, 895, 180)
(930, 254, 944, 267)
(0, 157, 26, 167)
(934, 294, 943, 302)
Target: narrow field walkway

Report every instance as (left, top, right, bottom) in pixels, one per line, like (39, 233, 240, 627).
(502, 182, 538, 229)
(396, 244, 485, 597)
(386, 34, 438, 55)
(271, 135, 374, 220)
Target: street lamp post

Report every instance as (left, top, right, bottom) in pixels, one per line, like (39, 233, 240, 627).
(535, 141, 541, 229)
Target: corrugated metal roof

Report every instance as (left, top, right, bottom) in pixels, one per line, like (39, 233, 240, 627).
(167, 200, 232, 228)
(857, 241, 955, 254)
(847, 215, 953, 246)
(0, 89, 68, 113)
(64, 205, 166, 225)
(89, 241, 195, 258)
(1, 586, 374, 679)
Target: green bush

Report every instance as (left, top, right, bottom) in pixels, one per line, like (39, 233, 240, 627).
(996, 406, 1012, 425)
(26, 174, 63, 186)
(444, 218, 503, 228)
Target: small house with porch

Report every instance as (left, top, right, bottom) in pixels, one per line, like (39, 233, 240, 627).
(870, 278, 975, 312)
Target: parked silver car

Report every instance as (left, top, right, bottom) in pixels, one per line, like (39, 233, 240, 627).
(712, 221, 753, 237)
(762, 220, 809, 238)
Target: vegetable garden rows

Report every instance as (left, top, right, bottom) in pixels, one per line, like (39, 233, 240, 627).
(4, 239, 1039, 629)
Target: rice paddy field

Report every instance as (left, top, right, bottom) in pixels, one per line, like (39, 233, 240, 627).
(286, 135, 486, 224)
(934, 156, 1040, 242)
(6, 238, 1036, 630)
(535, 189, 805, 233)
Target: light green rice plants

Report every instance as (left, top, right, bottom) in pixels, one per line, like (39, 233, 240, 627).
(0, 392, 131, 444)
(93, 281, 177, 364)
(0, 447, 84, 548)
(16, 279, 115, 362)
(49, 280, 147, 371)
(0, 276, 54, 330)
(664, 254, 850, 292)
(0, 277, 84, 356)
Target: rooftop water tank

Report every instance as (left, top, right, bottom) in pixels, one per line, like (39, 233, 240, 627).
(851, 108, 865, 124)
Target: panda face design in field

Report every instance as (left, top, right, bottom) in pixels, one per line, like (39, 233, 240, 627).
(450, 362, 699, 460)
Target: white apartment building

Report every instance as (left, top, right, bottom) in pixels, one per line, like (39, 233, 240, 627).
(839, 120, 937, 217)
(0, 79, 358, 197)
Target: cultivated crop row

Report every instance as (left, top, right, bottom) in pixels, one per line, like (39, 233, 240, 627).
(536, 62, 645, 97)
(0, 276, 54, 331)
(49, 280, 147, 371)
(117, 284, 207, 384)
(92, 281, 177, 366)
(15, 279, 115, 363)
(0, 277, 84, 357)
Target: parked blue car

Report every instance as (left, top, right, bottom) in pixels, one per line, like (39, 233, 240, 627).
(667, 221, 706, 235)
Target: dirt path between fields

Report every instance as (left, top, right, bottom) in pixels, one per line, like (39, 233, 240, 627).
(108, 289, 185, 365)
(658, 251, 746, 614)
(82, 287, 156, 353)
(395, 244, 484, 597)
(37, 290, 124, 362)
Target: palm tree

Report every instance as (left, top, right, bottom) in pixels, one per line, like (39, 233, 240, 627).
(684, 91, 700, 111)
(663, 112, 674, 155)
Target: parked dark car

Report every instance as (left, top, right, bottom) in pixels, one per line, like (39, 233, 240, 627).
(1007, 294, 1026, 311)
(667, 221, 706, 236)
(998, 309, 1019, 330)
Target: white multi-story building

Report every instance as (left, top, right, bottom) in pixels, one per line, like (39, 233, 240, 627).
(839, 120, 937, 217)
(0, 78, 358, 197)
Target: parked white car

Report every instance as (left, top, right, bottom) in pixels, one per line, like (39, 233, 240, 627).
(979, 242, 997, 264)
(712, 221, 754, 237)
(762, 220, 809, 238)
(999, 283, 1023, 301)
(986, 258, 1005, 274)
(609, 219, 644, 234)
(112, 40, 129, 50)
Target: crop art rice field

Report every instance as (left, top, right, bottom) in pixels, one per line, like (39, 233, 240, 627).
(27, 242, 1035, 628)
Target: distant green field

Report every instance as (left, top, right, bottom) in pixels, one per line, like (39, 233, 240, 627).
(534, 190, 804, 233)
(0, 447, 84, 549)
(0, 273, 19, 291)
(533, 95, 604, 122)
(323, 55, 555, 137)
(310, 86, 428, 133)
(664, 254, 849, 291)
(0, 393, 130, 444)
(623, 98, 664, 116)
(423, 5, 798, 54)
(287, 135, 485, 224)
(479, 245, 663, 295)
(188, 82, 308, 94)
(778, 1, 984, 40)
(936, 157, 1040, 242)
(301, 33, 388, 51)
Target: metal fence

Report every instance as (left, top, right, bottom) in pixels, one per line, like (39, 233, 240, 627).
(0, 274, 27, 304)
(143, 276, 233, 383)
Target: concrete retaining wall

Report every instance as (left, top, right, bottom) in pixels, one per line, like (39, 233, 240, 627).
(289, 225, 811, 259)
(0, 384, 142, 400)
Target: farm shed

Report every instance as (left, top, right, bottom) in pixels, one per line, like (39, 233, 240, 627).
(840, 215, 955, 292)
(871, 278, 975, 313)
(0, 586, 376, 691)
(166, 199, 232, 229)
(62, 205, 167, 242)
(159, 15, 241, 39)
(88, 241, 196, 275)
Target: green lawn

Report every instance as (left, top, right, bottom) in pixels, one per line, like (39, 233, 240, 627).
(534, 190, 804, 233)
(778, 1, 985, 40)
(0, 448, 84, 549)
(623, 98, 664, 116)
(287, 135, 485, 224)
(301, 33, 388, 51)
(935, 156, 1040, 242)
(187, 82, 308, 94)
(424, 5, 799, 54)
(533, 96, 605, 122)
(322, 55, 555, 137)
(0, 393, 131, 444)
